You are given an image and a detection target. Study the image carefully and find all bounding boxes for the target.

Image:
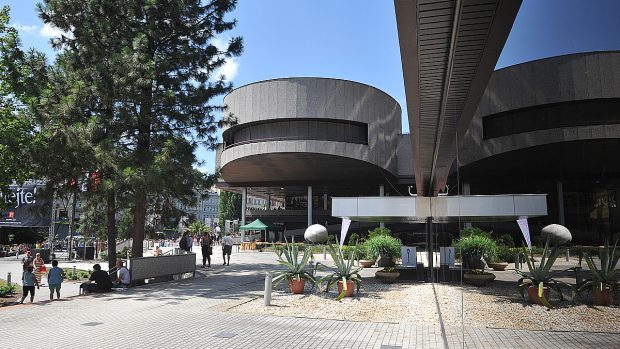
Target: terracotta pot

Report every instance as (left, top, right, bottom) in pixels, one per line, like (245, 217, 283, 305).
(375, 271, 400, 283)
(289, 279, 305, 294)
(359, 259, 375, 268)
(592, 284, 614, 306)
(487, 262, 509, 271)
(337, 279, 355, 297)
(527, 285, 550, 305)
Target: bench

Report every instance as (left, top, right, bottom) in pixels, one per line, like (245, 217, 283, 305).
(129, 252, 196, 286)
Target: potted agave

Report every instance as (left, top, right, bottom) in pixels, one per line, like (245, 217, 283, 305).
(316, 244, 363, 300)
(273, 243, 316, 294)
(516, 238, 566, 308)
(575, 240, 619, 306)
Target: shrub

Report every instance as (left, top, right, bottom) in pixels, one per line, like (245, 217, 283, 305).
(495, 246, 516, 263)
(496, 233, 515, 247)
(453, 235, 498, 262)
(460, 227, 492, 239)
(368, 227, 391, 239)
(0, 283, 16, 297)
(348, 233, 360, 245)
(65, 268, 91, 280)
(365, 235, 402, 259)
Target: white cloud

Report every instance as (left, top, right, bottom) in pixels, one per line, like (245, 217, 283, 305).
(217, 58, 239, 82)
(10, 22, 39, 34)
(39, 23, 68, 38)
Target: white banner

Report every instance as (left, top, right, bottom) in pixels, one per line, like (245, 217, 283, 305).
(440, 247, 455, 267)
(401, 246, 417, 267)
(339, 218, 352, 250)
(517, 217, 532, 250)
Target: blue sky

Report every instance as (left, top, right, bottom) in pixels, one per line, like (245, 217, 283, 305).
(5, 0, 620, 174)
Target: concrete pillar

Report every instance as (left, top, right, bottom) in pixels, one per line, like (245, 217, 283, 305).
(241, 188, 247, 242)
(462, 182, 472, 229)
(267, 194, 271, 210)
(557, 181, 565, 225)
(323, 193, 328, 210)
(426, 217, 434, 283)
(379, 184, 385, 228)
(307, 186, 312, 227)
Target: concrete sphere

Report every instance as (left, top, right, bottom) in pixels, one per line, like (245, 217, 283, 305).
(541, 224, 572, 245)
(304, 224, 328, 244)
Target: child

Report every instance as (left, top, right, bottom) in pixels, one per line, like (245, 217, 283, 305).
(47, 260, 64, 300)
(20, 266, 39, 304)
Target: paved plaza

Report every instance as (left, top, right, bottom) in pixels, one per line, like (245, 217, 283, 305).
(1, 251, 619, 349)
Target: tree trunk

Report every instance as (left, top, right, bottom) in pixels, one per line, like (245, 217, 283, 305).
(106, 188, 117, 269)
(132, 190, 147, 258)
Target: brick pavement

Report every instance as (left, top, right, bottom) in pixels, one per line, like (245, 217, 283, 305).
(1, 251, 619, 349)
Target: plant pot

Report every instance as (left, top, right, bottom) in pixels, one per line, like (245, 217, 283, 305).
(527, 285, 550, 305)
(463, 272, 495, 286)
(592, 284, 614, 306)
(289, 279, 305, 294)
(375, 270, 400, 283)
(359, 259, 375, 268)
(464, 255, 486, 269)
(487, 262, 509, 271)
(377, 256, 395, 267)
(337, 280, 355, 298)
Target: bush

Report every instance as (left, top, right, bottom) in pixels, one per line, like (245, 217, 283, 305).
(453, 235, 498, 262)
(0, 283, 16, 297)
(348, 233, 360, 245)
(368, 227, 391, 239)
(460, 227, 492, 239)
(496, 234, 515, 247)
(495, 246, 516, 263)
(365, 235, 402, 259)
(65, 268, 91, 281)
(117, 246, 132, 260)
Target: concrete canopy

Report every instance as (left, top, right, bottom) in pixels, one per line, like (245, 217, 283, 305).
(394, 0, 521, 196)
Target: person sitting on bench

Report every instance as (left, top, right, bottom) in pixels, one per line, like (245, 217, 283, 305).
(80, 264, 113, 294)
(113, 260, 131, 288)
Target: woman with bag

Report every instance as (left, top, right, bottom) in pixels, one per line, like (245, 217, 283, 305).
(33, 253, 46, 286)
(200, 232, 212, 268)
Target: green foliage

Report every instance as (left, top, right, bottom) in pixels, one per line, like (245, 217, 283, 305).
(0, 282, 16, 297)
(453, 235, 497, 261)
(365, 235, 402, 259)
(496, 234, 515, 248)
(186, 221, 211, 236)
(316, 244, 363, 301)
(219, 191, 242, 228)
(117, 209, 134, 240)
(460, 227, 492, 239)
(116, 246, 132, 260)
(516, 238, 566, 308)
(348, 233, 360, 245)
(272, 243, 316, 288)
(368, 227, 391, 239)
(576, 240, 620, 297)
(495, 246, 517, 263)
(355, 243, 371, 260)
(65, 268, 90, 281)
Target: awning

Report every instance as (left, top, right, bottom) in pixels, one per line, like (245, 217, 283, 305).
(239, 219, 269, 231)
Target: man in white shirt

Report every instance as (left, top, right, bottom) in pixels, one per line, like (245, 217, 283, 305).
(222, 233, 234, 266)
(114, 260, 131, 287)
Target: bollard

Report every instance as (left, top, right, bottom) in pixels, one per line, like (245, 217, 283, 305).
(514, 253, 521, 270)
(566, 249, 570, 262)
(7, 272, 11, 286)
(323, 245, 327, 260)
(264, 272, 273, 306)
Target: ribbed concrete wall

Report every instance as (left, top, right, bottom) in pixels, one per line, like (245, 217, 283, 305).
(461, 51, 620, 166)
(221, 78, 402, 174)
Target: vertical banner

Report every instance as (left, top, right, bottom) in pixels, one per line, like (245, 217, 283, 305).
(517, 217, 532, 250)
(440, 247, 455, 267)
(339, 218, 351, 250)
(401, 246, 417, 267)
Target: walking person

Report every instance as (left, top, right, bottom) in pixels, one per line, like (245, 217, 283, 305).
(33, 253, 46, 286)
(200, 232, 212, 268)
(179, 232, 190, 252)
(47, 260, 64, 300)
(222, 233, 234, 266)
(21, 251, 34, 271)
(20, 266, 39, 304)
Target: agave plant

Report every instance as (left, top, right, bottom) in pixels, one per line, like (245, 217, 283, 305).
(575, 240, 620, 295)
(272, 243, 316, 287)
(516, 238, 566, 308)
(316, 244, 363, 301)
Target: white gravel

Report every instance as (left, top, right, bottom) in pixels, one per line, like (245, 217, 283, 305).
(231, 278, 620, 333)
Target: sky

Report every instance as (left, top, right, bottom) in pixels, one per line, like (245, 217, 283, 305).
(5, 0, 620, 174)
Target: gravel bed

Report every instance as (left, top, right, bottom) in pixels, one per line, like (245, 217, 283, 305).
(231, 278, 620, 332)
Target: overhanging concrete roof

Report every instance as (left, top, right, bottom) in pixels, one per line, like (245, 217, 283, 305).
(395, 0, 521, 195)
(332, 194, 547, 223)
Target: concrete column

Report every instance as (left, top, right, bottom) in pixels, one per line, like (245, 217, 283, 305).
(379, 184, 385, 228)
(307, 186, 312, 227)
(557, 181, 565, 225)
(267, 194, 271, 210)
(323, 193, 328, 210)
(241, 188, 247, 242)
(426, 217, 434, 283)
(462, 182, 472, 229)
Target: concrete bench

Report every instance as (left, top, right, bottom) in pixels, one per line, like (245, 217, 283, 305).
(129, 252, 196, 286)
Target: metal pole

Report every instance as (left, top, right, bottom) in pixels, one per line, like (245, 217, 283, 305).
(307, 186, 312, 227)
(7, 272, 11, 285)
(264, 272, 273, 306)
(379, 184, 385, 228)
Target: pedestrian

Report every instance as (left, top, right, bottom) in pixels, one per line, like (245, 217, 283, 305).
(187, 234, 194, 252)
(21, 251, 34, 271)
(222, 233, 234, 266)
(113, 260, 130, 288)
(33, 253, 46, 286)
(47, 260, 64, 300)
(179, 232, 190, 252)
(80, 264, 113, 294)
(200, 232, 212, 268)
(20, 266, 39, 304)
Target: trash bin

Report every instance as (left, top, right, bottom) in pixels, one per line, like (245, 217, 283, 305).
(76, 247, 95, 260)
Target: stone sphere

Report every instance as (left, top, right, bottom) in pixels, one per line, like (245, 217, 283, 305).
(541, 224, 572, 245)
(304, 224, 328, 244)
